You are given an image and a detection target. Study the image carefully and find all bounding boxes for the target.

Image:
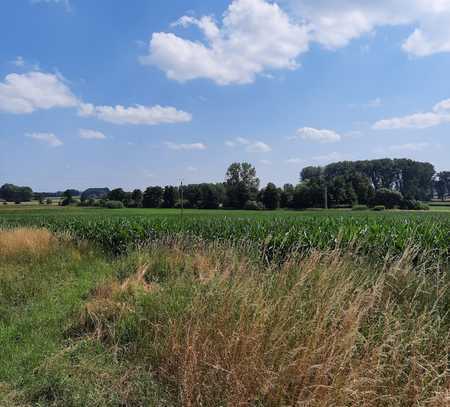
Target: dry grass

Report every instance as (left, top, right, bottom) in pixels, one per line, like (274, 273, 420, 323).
(73, 242, 450, 406)
(0, 228, 56, 257)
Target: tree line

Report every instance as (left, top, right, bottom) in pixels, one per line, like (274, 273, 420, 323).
(2, 158, 449, 209)
(79, 159, 448, 210)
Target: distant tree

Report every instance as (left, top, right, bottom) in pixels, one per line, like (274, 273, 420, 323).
(372, 188, 403, 209)
(46, 198, 53, 205)
(143, 186, 163, 208)
(199, 184, 220, 209)
(162, 186, 178, 208)
(280, 184, 295, 208)
(292, 180, 323, 209)
(434, 171, 450, 201)
(61, 189, 75, 206)
(225, 162, 260, 209)
(300, 166, 322, 182)
(107, 188, 127, 203)
(0, 184, 33, 202)
(262, 182, 280, 210)
(131, 189, 143, 208)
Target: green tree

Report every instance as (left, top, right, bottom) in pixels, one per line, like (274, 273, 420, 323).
(143, 186, 163, 208)
(131, 189, 143, 208)
(162, 186, 178, 208)
(107, 188, 127, 203)
(262, 182, 280, 210)
(280, 184, 295, 208)
(372, 188, 403, 209)
(225, 162, 260, 209)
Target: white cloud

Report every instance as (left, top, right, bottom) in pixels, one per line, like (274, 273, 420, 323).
(289, 0, 450, 57)
(141, 0, 309, 85)
(79, 129, 106, 140)
(26, 132, 63, 147)
(0, 71, 78, 114)
(11, 56, 25, 67)
(373, 98, 450, 129)
(225, 137, 271, 152)
(388, 142, 430, 152)
(78, 103, 192, 125)
(246, 141, 272, 153)
(295, 127, 341, 143)
(142, 0, 450, 87)
(285, 151, 342, 165)
(186, 166, 198, 172)
(165, 141, 207, 151)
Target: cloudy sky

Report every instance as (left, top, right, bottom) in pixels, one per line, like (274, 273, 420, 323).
(1, 0, 450, 191)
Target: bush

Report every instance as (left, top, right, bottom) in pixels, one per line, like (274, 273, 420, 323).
(400, 199, 430, 211)
(373, 205, 386, 211)
(352, 205, 368, 211)
(103, 200, 124, 209)
(244, 200, 264, 210)
(46, 198, 53, 205)
(372, 188, 403, 209)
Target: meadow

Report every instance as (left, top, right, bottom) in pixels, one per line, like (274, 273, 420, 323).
(1, 207, 449, 405)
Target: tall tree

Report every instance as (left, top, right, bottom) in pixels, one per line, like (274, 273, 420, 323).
(262, 182, 280, 210)
(162, 186, 178, 208)
(225, 162, 260, 209)
(131, 189, 143, 208)
(143, 186, 163, 208)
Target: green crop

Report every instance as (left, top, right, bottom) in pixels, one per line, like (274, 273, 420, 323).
(1, 211, 448, 264)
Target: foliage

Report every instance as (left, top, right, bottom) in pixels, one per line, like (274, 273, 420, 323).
(225, 162, 260, 209)
(0, 184, 33, 203)
(103, 200, 124, 209)
(372, 188, 403, 209)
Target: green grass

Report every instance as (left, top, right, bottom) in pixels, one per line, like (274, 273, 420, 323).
(1, 234, 448, 406)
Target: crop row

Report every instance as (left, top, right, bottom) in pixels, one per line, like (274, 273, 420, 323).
(1, 213, 449, 264)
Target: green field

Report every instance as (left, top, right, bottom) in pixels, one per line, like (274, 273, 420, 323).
(1, 206, 449, 405)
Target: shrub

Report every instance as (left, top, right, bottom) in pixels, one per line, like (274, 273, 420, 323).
(244, 200, 263, 210)
(352, 205, 368, 211)
(373, 205, 386, 211)
(400, 199, 430, 211)
(372, 188, 403, 209)
(103, 200, 124, 209)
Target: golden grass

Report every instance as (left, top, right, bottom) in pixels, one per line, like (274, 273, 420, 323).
(0, 228, 56, 257)
(75, 243, 450, 406)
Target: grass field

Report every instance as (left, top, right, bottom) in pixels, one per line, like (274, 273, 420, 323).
(1, 207, 449, 405)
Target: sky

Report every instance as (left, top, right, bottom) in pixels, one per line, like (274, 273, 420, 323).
(1, 0, 450, 191)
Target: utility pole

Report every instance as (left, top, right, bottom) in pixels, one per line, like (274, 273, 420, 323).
(180, 180, 184, 223)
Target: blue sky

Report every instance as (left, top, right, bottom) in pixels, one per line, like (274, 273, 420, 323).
(1, 0, 450, 191)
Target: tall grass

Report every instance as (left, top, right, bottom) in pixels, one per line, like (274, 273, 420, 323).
(71, 240, 450, 406)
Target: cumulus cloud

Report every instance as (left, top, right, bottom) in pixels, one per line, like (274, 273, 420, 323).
(165, 141, 207, 151)
(26, 132, 63, 147)
(294, 127, 341, 143)
(141, 0, 450, 86)
(79, 129, 106, 140)
(289, 0, 450, 57)
(225, 137, 271, 152)
(373, 98, 450, 129)
(78, 103, 192, 125)
(0, 71, 78, 114)
(141, 0, 309, 85)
